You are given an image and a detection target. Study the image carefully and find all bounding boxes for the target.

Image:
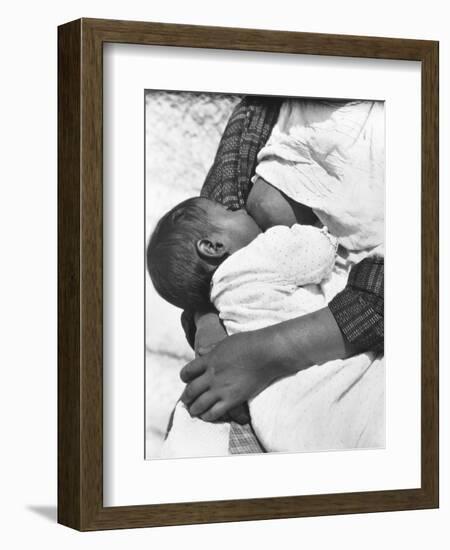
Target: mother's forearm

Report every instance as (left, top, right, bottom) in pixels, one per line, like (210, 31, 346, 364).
(179, 306, 355, 419)
(260, 307, 355, 376)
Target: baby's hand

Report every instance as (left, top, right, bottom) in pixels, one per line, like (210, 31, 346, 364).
(194, 311, 227, 357)
(192, 313, 250, 424)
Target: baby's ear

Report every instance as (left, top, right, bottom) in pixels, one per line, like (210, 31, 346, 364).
(196, 239, 228, 261)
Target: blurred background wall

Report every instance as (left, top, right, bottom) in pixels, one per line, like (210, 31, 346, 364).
(145, 91, 241, 457)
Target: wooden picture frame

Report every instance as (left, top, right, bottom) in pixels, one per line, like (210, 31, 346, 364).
(58, 18, 439, 530)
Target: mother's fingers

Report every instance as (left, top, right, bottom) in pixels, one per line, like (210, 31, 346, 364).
(228, 404, 250, 425)
(180, 376, 210, 405)
(200, 402, 229, 423)
(188, 392, 220, 418)
(180, 357, 206, 383)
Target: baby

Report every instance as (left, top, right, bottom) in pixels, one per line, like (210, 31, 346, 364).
(147, 196, 338, 327)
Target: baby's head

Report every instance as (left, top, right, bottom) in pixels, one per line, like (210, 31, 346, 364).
(147, 197, 261, 311)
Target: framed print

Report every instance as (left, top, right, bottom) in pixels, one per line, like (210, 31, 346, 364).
(58, 18, 439, 530)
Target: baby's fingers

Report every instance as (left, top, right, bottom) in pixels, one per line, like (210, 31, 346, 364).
(196, 343, 217, 357)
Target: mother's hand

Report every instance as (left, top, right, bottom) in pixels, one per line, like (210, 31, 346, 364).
(180, 307, 352, 423)
(180, 329, 287, 422)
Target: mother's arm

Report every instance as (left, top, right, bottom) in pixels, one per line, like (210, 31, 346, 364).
(180, 256, 384, 422)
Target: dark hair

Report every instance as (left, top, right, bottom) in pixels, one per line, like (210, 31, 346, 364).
(147, 197, 218, 311)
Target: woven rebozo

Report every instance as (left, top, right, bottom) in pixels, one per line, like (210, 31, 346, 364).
(201, 96, 282, 210)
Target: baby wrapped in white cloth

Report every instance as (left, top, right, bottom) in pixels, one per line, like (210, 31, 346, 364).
(160, 223, 384, 458)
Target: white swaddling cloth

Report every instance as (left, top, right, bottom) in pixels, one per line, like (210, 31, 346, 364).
(212, 224, 339, 334)
(160, 225, 384, 458)
(254, 99, 385, 253)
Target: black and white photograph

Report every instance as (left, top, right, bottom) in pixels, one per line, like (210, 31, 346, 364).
(145, 91, 385, 460)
